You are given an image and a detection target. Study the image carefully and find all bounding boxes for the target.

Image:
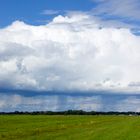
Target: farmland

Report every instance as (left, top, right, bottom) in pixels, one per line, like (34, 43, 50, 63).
(0, 115, 140, 140)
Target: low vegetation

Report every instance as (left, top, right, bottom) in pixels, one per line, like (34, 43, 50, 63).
(0, 115, 140, 140)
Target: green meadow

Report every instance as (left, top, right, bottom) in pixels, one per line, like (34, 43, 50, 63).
(0, 115, 140, 140)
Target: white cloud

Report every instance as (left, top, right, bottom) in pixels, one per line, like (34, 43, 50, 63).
(42, 10, 60, 15)
(0, 14, 140, 92)
(92, 0, 140, 20)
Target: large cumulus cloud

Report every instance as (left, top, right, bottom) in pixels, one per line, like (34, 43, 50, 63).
(0, 13, 140, 92)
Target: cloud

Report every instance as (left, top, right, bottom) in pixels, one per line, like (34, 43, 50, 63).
(92, 0, 140, 20)
(0, 14, 140, 92)
(0, 94, 59, 112)
(1, 92, 140, 112)
(115, 96, 140, 112)
(42, 10, 60, 15)
(0, 93, 101, 112)
(65, 10, 139, 30)
(64, 96, 102, 111)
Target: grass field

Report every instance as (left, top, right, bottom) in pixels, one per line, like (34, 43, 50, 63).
(0, 115, 140, 140)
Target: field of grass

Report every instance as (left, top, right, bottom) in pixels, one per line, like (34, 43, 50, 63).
(0, 115, 140, 140)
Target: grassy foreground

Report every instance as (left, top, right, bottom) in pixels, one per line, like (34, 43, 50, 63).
(0, 115, 140, 140)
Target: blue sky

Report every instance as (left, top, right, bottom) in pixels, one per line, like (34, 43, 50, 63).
(0, 0, 140, 28)
(0, 0, 95, 27)
(0, 0, 140, 112)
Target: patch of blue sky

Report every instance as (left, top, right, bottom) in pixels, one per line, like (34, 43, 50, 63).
(0, 0, 96, 27)
(131, 28, 140, 36)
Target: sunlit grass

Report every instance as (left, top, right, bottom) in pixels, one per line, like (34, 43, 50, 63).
(0, 115, 140, 140)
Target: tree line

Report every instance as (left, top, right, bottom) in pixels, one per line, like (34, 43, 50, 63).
(0, 110, 140, 115)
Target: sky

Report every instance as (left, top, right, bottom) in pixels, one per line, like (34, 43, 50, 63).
(0, 0, 140, 112)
